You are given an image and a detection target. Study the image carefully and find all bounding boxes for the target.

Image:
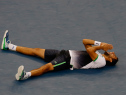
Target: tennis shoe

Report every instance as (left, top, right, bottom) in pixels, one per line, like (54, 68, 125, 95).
(15, 65, 26, 80)
(1, 30, 11, 50)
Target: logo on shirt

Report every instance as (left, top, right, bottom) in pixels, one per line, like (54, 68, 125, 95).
(54, 61, 57, 64)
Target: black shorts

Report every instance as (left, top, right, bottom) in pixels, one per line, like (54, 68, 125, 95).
(44, 49, 72, 71)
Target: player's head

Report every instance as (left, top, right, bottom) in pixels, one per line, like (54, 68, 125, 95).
(104, 52, 118, 66)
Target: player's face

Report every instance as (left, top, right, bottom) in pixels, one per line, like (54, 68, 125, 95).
(104, 52, 117, 60)
(108, 52, 117, 60)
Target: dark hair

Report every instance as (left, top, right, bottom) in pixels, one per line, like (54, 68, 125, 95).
(106, 58, 119, 66)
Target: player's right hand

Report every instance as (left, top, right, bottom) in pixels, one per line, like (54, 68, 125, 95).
(101, 43, 113, 51)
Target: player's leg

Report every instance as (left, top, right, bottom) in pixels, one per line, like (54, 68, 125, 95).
(15, 50, 71, 81)
(15, 63, 54, 80)
(1, 30, 46, 59)
(30, 63, 54, 76)
(16, 46, 45, 59)
(16, 48, 60, 61)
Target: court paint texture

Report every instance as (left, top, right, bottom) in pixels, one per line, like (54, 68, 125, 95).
(0, 0, 126, 95)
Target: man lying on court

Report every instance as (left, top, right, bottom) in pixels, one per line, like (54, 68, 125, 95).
(1, 30, 118, 81)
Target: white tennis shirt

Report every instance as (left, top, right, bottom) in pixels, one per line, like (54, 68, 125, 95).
(69, 51, 106, 70)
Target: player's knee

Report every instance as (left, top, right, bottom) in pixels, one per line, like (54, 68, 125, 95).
(34, 48, 41, 51)
(32, 48, 41, 55)
(39, 63, 54, 74)
(46, 63, 54, 71)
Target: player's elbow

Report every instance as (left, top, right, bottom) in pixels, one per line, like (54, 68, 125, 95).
(83, 39, 88, 45)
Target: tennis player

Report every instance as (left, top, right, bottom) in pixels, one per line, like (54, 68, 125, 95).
(1, 30, 118, 81)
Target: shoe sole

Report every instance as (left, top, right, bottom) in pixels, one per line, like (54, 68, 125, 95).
(1, 30, 8, 50)
(15, 65, 24, 80)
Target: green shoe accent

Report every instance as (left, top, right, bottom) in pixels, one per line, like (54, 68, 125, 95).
(3, 38, 7, 50)
(19, 70, 24, 80)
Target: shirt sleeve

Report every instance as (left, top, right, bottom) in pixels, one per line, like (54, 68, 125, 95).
(81, 51, 106, 69)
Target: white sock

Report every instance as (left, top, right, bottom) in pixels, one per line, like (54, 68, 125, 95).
(24, 72, 31, 79)
(8, 43, 17, 51)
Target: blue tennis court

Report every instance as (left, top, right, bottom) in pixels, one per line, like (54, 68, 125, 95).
(0, 0, 126, 95)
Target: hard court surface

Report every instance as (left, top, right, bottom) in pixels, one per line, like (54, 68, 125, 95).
(0, 0, 126, 95)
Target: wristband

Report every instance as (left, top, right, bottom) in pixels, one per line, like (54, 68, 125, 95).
(94, 41, 101, 46)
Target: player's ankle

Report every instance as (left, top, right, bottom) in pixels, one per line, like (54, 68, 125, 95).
(8, 43, 17, 51)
